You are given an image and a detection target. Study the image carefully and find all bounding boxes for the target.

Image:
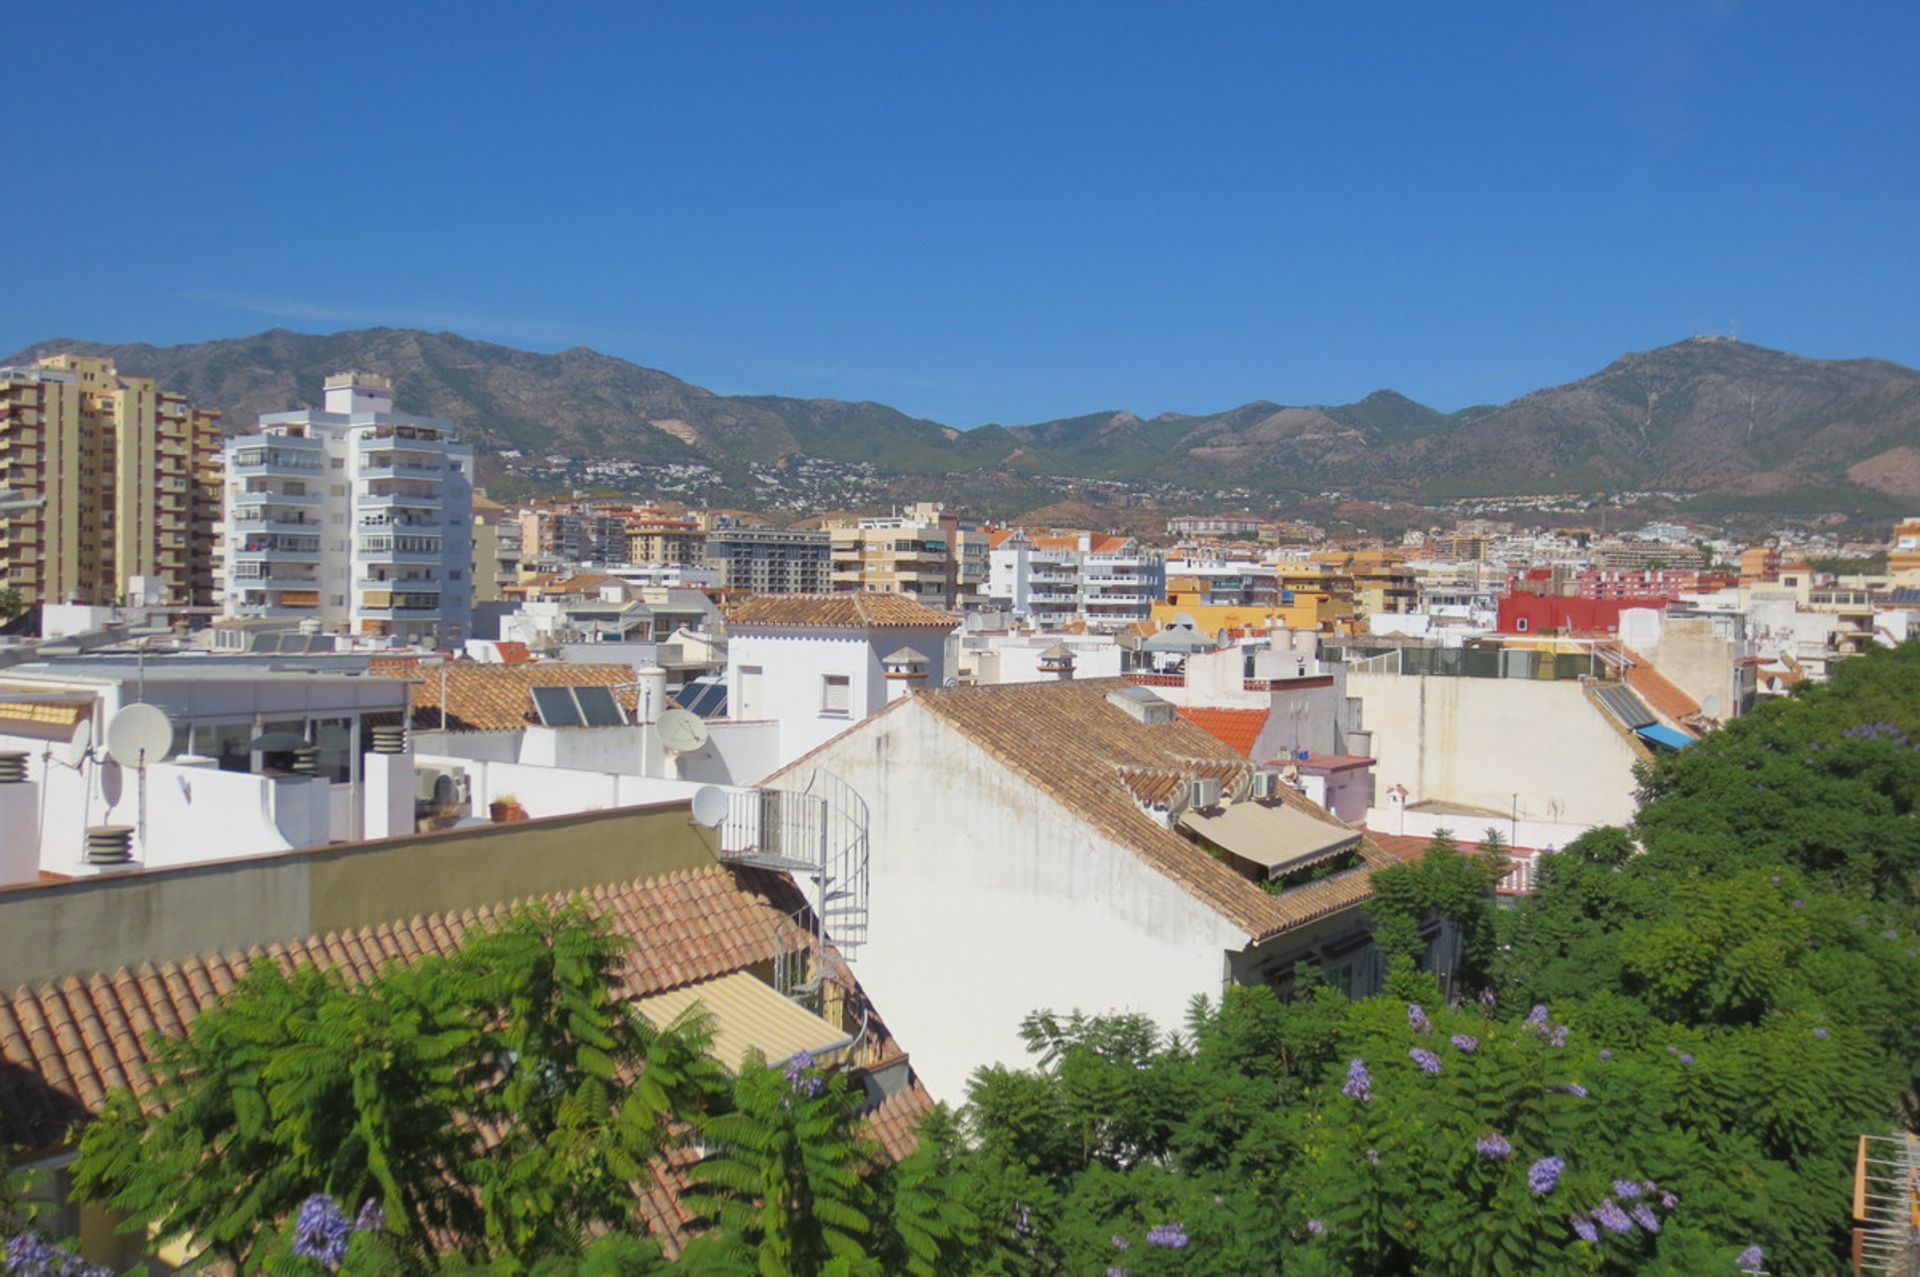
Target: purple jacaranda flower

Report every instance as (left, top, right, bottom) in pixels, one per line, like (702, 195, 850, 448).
(1887, 929, 1900, 941)
(1814, 1027, 1829, 1039)
(1632, 1203, 1661, 1233)
(1571, 1215, 1599, 1244)
(783, 1048, 825, 1098)
(1526, 1004, 1550, 1029)
(1013, 1204, 1031, 1235)
(1613, 1179, 1643, 1199)
(1555, 1083, 1590, 1097)
(1529, 1156, 1565, 1194)
(1477, 1133, 1513, 1158)
(1306, 1219, 1326, 1235)
(1769, 874, 1781, 883)
(1548, 1024, 1570, 1048)
(1451, 1033, 1478, 1053)
(1791, 898, 1803, 908)
(354, 1198, 385, 1234)
(1107, 1269, 1128, 1277)
(1598, 1048, 1613, 1060)
(1409, 1047, 1443, 1074)
(1659, 1190, 1679, 1210)
(1480, 987, 1497, 1006)
(1408, 1003, 1432, 1033)
(1736, 1243, 1765, 1273)
(1343, 1057, 1373, 1101)
(293, 1194, 353, 1271)
(1593, 1199, 1633, 1234)
(1145, 1223, 1188, 1249)
(1111, 1235, 1130, 1250)
(1365, 1148, 1381, 1164)
(1680, 1052, 1695, 1066)
(3, 1236, 110, 1277)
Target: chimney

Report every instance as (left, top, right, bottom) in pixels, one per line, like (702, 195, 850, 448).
(882, 646, 931, 701)
(1038, 642, 1076, 681)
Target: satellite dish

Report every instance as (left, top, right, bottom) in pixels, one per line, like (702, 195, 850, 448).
(690, 785, 731, 828)
(105, 703, 172, 767)
(62, 718, 93, 768)
(657, 708, 709, 754)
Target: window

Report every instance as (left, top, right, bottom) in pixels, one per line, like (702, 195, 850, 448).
(821, 674, 851, 716)
(449, 570, 462, 580)
(1515, 617, 1529, 632)
(330, 457, 345, 469)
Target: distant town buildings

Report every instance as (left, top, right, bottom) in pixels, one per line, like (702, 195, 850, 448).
(222, 372, 474, 645)
(828, 502, 984, 608)
(0, 354, 223, 606)
(986, 529, 1165, 632)
(706, 525, 833, 594)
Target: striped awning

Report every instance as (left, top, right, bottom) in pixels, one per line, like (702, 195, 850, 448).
(633, 971, 852, 1073)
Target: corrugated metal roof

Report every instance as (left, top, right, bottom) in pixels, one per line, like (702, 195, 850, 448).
(633, 971, 850, 1073)
(1592, 682, 1656, 730)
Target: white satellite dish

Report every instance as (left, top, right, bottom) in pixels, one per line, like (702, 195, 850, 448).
(690, 785, 731, 828)
(63, 718, 93, 768)
(105, 703, 173, 767)
(657, 708, 710, 754)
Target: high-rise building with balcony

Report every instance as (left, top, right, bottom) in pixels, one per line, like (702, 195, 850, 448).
(470, 495, 524, 603)
(988, 530, 1165, 632)
(828, 503, 971, 608)
(221, 372, 473, 645)
(0, 355, 223, 606)
(706, 526, 832, 594)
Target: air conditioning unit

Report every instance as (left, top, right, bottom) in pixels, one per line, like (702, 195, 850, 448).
(416, 765, 470, 814)
(1189, 777, 1222, 811)
(1250, 771, 1279, 801)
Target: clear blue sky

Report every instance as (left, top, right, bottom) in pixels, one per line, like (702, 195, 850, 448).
(4, 2, 1915, 427)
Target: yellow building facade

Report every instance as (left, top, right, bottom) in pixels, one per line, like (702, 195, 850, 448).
(0, 355, 222, 606)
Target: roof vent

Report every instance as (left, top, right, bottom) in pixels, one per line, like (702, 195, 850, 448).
(83, 825, 134, 865)
(0, 751, 25, 784)
(1106, 685, 1176, 725)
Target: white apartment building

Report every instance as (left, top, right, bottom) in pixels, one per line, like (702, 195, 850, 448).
(987, 531, 1164, 631)
(224, 373, 474, 646)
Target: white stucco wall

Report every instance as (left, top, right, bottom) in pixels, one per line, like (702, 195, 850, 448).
(1347, 673, 1643, 827)
(726, 624, 954, 769)
(782, 701, 1249, 1102)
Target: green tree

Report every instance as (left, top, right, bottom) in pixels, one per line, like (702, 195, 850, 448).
(71, 902, 729, 1271)
(685, 1053, 877, 1277)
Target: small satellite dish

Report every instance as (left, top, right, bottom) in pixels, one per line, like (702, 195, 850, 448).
(657, 708, 709, 754)
(63, 718, 94, 768)
(690, 785, 731, 828)
(105, 703, 172, 767)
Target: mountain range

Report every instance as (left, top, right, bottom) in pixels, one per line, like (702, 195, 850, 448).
(9, 328, 1919, 517)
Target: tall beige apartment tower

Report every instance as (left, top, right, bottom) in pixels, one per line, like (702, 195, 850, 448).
(0, 354, 223, 606)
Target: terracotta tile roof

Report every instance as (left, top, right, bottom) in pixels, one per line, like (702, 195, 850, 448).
(1621, 649, 1705, 726)
(0, 863, 932, 1255)
(1176, 706, 1268, 757)
(866, 1078, 937, 1162)
(725, 593, 957, 630)
(368, 661, 641, 731)
(910, 679, 1389, 942)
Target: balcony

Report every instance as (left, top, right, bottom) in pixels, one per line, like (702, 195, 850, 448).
(231, 542, 322, 564)
(359, 429, 447, 455)
(358, 538, 443, 562)
(358, 489, 442, 511)
(356, 577, 440, 593)
(231, 510, 321, 532)
(360, 457, 445, 476)
(239, 487, 321, 506)
(231, 571, 322, 590)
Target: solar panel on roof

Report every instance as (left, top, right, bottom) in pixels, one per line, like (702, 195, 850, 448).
(531, 685, 584, 727)
(574, 686, 625, 726)
(678, 679, 728, 719)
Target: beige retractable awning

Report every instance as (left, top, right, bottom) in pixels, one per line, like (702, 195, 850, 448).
(633, 971, 852, 1072)
(1178, 800, 1362, 875)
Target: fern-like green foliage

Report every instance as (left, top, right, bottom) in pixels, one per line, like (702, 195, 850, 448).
(69, 901, 730, 1272)
(684, 1057, 876, 1277)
